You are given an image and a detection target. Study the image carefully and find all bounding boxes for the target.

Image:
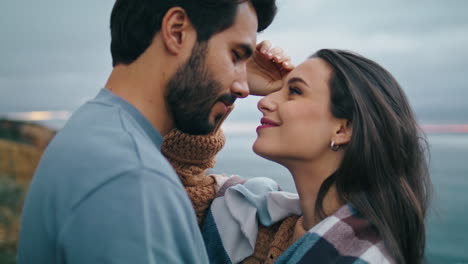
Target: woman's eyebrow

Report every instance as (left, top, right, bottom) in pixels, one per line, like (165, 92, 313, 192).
(287, 77, 309, 87)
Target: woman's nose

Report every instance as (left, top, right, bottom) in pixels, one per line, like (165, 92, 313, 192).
(257, 92, 277, 113)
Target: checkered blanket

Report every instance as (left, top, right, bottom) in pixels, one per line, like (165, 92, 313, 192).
(202, 176, 394, 264)
(274, 205, 394, 263)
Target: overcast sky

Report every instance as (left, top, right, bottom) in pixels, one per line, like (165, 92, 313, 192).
(1, 0, 467, 124)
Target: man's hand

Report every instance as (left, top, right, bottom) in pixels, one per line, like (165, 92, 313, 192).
(247, 41, 294, 96)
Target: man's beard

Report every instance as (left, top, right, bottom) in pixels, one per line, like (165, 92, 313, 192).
(166, 42, 236, 135)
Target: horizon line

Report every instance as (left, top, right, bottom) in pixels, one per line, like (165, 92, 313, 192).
(1, 111, 468, 134)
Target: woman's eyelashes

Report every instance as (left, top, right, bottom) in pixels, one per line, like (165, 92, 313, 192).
(288, 86, 303, 96)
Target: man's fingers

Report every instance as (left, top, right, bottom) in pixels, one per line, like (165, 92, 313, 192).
(281, 57, 294, 70)
(269, 47, 283, 62)
(274, 54, 290, 64)
(270, 47, 283, 55)
(258, 40, 272, 54)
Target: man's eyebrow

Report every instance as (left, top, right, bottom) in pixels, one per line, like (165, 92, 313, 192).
(288, 77, 309, 87)
(236, 43, 254, 59)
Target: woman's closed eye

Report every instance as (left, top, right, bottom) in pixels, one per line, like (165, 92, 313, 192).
(288, 86, 303, 95)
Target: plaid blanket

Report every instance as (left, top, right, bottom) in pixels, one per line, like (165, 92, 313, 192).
(274, 205, 394, 264)
(202, 176, 394, 264)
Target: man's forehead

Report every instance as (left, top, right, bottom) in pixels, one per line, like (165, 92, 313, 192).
(230, 2, 258, 47)
(207, 1, 257, 51)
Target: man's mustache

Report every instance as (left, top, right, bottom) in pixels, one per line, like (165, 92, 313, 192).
(217, 94, 237, 107)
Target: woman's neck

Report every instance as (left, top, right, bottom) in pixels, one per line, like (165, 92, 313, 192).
(286, 156, 344, 231)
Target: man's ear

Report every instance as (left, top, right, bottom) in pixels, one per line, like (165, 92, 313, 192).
(160, 7, 195, 55)
(332, 119, 352, 146)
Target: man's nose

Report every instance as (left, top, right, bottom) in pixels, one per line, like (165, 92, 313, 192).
(230, 63, 249, 98)
(231, 80, 249, 98)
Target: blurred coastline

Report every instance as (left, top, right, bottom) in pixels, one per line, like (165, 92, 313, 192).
(0, 118, 56, 263)
(0, 113, 467, 263)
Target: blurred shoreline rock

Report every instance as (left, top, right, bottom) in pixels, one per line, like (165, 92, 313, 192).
(0, 119, 56, 254)
(0, 119, 56, 151)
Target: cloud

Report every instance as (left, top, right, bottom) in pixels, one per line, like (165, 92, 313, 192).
(0, 71, 106, 112)
(0, 0, 113, 112)
(273, 0, 468, 34)
(0, 0, 466, 124)
(255, 1, 468, 124)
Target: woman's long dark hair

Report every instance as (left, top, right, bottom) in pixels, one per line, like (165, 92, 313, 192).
(311, 49, 432, 264)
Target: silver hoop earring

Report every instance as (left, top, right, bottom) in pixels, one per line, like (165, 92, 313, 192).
(330, 141, 340, 152)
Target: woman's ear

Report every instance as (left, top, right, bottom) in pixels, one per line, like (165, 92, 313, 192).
(333, 119, 352, 146)
(160, 7, 196, 55)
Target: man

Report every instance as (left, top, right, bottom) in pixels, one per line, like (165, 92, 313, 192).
(18, 0, 277, 263)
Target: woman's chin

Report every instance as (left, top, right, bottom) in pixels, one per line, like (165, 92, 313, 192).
(252, 140, 263, 156)
(252, 141, 278, 163)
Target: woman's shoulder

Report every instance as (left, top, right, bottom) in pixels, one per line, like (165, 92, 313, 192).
(275, 204, 395, 264)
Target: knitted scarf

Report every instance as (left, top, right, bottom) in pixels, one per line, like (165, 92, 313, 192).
(161, 128, 300, 263)
(161, 128, 225, 225)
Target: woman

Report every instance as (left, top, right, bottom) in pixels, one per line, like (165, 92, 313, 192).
(163, 45, 432, 263)
(252, 49, 431, 263)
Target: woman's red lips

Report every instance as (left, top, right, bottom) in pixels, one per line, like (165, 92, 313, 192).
(257, 117, 280, 131)
(261, 118, 280, 126)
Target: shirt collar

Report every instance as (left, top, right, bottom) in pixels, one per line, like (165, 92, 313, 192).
(95, 88, 163, 149)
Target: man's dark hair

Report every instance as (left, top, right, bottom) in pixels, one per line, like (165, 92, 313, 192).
(110, 0, 277, 66)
